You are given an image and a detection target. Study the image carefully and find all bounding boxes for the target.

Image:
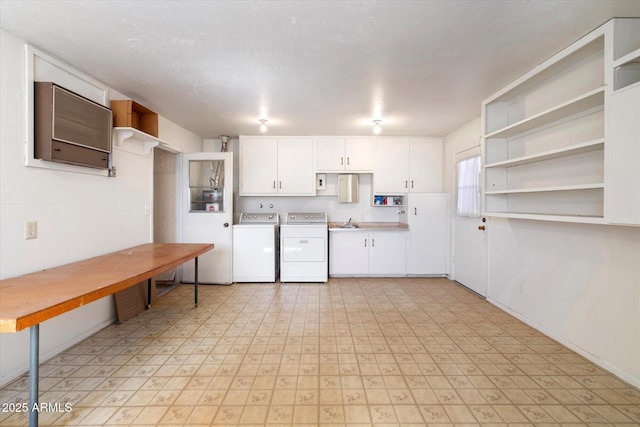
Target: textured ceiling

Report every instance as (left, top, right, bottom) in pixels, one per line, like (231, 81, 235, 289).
(1, 1, 639, 138)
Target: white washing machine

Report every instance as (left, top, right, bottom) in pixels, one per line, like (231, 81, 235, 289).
(232, 213, 280, 282)
(280, 212, 328, 283)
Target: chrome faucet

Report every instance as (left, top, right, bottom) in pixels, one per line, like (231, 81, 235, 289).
(346, 217, 353, 226)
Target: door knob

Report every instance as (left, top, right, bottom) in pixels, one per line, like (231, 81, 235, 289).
(478, 225, 485, 231)
(224, 223, 229, 228)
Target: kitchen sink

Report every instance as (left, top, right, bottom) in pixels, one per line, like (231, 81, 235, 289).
(340, 223, 359, 229)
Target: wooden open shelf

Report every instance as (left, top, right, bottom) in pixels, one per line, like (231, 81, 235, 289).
(111, 100, 158, 137)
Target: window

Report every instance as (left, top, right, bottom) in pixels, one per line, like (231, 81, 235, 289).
(456, 155, 481, 217)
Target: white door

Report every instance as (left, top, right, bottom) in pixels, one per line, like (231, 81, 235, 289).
(453, 147, 487, 296)
(180, 152, 233, 284)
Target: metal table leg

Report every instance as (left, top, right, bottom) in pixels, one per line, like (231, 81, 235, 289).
(29, 324, 39, 427)
(194, 257, 198, 308)
(147, 278, 152, 308)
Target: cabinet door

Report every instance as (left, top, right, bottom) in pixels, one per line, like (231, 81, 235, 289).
(605, 84, 640, 225)
(317, 137, 345, 172)
(406, 193, 448, 275)
(409, 138, 443, 192)
(277, 138, 315, 195)
(368, 232, 407, 275)
(374, 137, 410, 193)
(345, 138, 373, 171)
(239, 137, 278, 195)
(329, 232, 369, 275)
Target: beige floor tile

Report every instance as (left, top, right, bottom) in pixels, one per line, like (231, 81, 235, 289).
(266, 405, 294, 423)
(292, 405, 319, 424)
(239, 405, 269, 424)
(183, 405, 218, 424)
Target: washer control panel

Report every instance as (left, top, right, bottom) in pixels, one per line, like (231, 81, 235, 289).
(239, 213, 280, 224)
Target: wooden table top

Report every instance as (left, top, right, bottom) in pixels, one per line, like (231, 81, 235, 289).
(0, 243, 214, 333)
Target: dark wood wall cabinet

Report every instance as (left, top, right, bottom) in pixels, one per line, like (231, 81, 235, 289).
(34, 82, 113, 169)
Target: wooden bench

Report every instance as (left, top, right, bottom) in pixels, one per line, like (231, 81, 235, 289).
(0, 243, 214, 426)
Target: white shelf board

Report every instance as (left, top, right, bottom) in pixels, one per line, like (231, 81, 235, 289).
(113, 127, 168, 154)
(483, 211, 606, 224)
(485, 183, 604, 195)
(485, 88, 605, 139)
(614, 48, 640, 68)
(485, 139, 605, 169)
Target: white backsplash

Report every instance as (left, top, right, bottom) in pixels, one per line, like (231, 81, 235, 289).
(235, 174, 408, 224)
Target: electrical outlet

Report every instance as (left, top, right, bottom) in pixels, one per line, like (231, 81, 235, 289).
(25, 221, 37, 240)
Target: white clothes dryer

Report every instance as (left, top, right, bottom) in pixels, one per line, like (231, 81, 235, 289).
(280, 212, 328, 283)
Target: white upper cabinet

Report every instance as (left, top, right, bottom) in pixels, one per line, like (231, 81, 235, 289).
(277, 138, 315, 195)
(374, 137, 443, 193)
(482, 18, 639, 225)
(374, 137, 410, 193)
(239, 137, 278, 195)
(316, 137, 373, 172)
(409, 138, 443, 193)
(239, 136, 315, 196)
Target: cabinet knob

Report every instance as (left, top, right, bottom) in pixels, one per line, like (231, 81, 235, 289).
(347, 157, 350, 165)
(364, 239, 367, 247)
(224, 223, 229, 228)
(478, 225, 486, 231)
(341, 157, 344, 165)
(273, 181, 276, 189)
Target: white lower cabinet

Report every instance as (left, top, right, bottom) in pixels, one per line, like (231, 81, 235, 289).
(406, 193, 448, 275)
(329, 230, 406, 276)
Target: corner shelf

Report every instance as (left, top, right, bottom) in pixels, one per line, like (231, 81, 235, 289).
(113, 127, 167, 154)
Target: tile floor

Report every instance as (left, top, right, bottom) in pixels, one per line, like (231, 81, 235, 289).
(1, 277, 639, 426)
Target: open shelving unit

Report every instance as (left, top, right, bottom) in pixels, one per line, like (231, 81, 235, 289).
(481, 18, 640, 225)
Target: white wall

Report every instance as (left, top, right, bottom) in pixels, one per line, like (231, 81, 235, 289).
(444, 118, 640, 388)
(0, 29, 202, 386)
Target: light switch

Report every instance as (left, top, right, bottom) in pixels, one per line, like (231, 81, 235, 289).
(25, 221, 37, 240)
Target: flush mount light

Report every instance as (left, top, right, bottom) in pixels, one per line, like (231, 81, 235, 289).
(259, 119, 268, 133)
(372, 120, 382, 134)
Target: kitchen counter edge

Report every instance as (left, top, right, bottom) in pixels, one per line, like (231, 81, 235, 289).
(328, 222, 409, 231)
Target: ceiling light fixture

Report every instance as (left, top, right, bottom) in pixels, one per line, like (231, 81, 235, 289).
(372, 120, 382, 134)
(259, 119, 268, 133)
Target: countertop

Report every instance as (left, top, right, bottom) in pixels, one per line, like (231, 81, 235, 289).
(328, 221, 409, 231)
